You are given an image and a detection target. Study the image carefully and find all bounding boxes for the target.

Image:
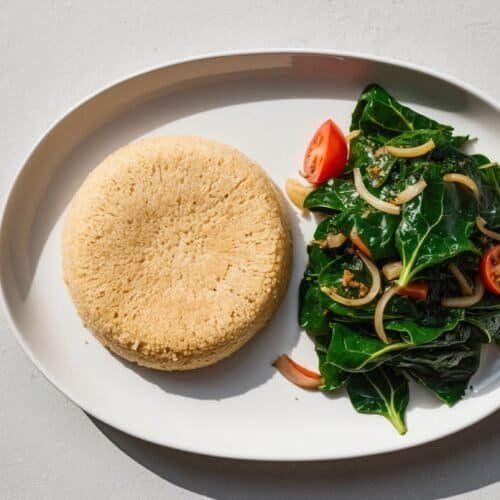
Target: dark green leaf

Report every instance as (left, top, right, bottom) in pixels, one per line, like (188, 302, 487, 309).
(364, 129, 451, 187)
(336, 210, 399, 261)
(299, 280, 332, 336)
(328, 294, 417, 322)
(305, 244, 332, 277)
(464, 313, 500, 344)
(304, 178, 363, 212)
(346, 366, 409, 434)
(346, 134, 397, 187)
(326, 323, 407, 372)
(350, 84, 453, 141)
(418, 325, 474, 348)
(410, 375, 468, 407)
(450, 135, 470, 148)
(313, 216, 342, 240)
(386, 308, 464, 345)
(476, 155, 500, 229)
(393, 334, 481, 406)
(318, 253, 372, 300)
(396, 167, 477, 286)
(316, 348, 347, 391)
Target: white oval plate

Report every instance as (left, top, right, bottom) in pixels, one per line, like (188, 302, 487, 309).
(2, 51, 500, 461)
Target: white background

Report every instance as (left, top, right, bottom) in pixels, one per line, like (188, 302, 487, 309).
(1, 1, 499, 498)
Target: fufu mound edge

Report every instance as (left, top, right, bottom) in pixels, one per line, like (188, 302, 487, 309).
(62, 136, 292, 370)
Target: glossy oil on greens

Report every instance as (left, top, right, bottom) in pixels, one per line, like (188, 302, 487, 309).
(298, 84, 500, 434)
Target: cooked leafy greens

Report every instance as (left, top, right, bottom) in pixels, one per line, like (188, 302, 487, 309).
(396, 166, 477, 286)
(298, 84, 500, 433)
(350, 84, 453, 141)
(346, 366, 409, 434)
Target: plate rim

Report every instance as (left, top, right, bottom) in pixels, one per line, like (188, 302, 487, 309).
(1, 49, 500, 461)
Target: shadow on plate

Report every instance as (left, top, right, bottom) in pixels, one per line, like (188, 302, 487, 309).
(90, 409, 500, 500)
(109, 289, 301, 400)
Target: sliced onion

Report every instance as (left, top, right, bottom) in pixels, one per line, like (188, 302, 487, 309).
(285, 178, 314, 210)
(353, 168, 400, 215)
(312, 233, 347, 249)
(443, 173, 480, 201)
(476, 216, 500, 241)
(374, 146, 389, 158)
(392, 178, 427, 205)
(441, 276, 485, 308)
(345, 129, 361, 142)
(382, 261, 402, 280)
(327, 233, 347, 248)
(273, 354, 324, 389)
(374, 286, 400, 344)
(376, 139, 436, 158)
(448, 262, 474, 296)
(321, 252, 381, 307)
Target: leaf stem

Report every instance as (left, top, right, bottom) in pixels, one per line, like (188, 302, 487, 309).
(388, 410, 407, 435)
(397, 267, 412, 288)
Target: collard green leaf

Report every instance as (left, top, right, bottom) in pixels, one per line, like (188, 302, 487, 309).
(365, 129, 454, 188)
(472, 153, 492, 166)
(410, 376, 468, 407)
(479, 166, 500, 202)
(393, 335, 481, 406)
(449, 135, 470, 148)
(346, 366, 409, 434)
(464, 313, 500, 344)
(328, 295, 417, 322)
(386, 129, 451, 148)
(316, 348, 347, 391)
(475, 155, 500, 229)
(313, 216, 342, 241)
(318, 253, 372, 300)
(337, 210, 399, 261)
(430, 144, 476, 170)
(350, 84, 453, 141)
(299, 280, 332, 336)
(418, 326, 474, 349)
(300, 244, 337, 337)
(305, 244, 332, 277)
(326, 311, 467, 375)
(326, 323, 407, 372)
(346, 134, 379, 171)
(304, 178, 363, 212)
(385, 308, 464, 345)
(310, 205, 399, 262)
(395, 343, 479, 382)
(396, 168, 477, 286)
(346, 134, 397, 187)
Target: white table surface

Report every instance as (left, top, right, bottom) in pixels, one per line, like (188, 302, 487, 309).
(1, 1, 500, 498)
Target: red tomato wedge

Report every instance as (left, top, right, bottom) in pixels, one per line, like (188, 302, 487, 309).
(273, 355, 324, 389)
(396, 281, 429, 301)
(303, 119, 348, 185)
(480, 245, 500, 295)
